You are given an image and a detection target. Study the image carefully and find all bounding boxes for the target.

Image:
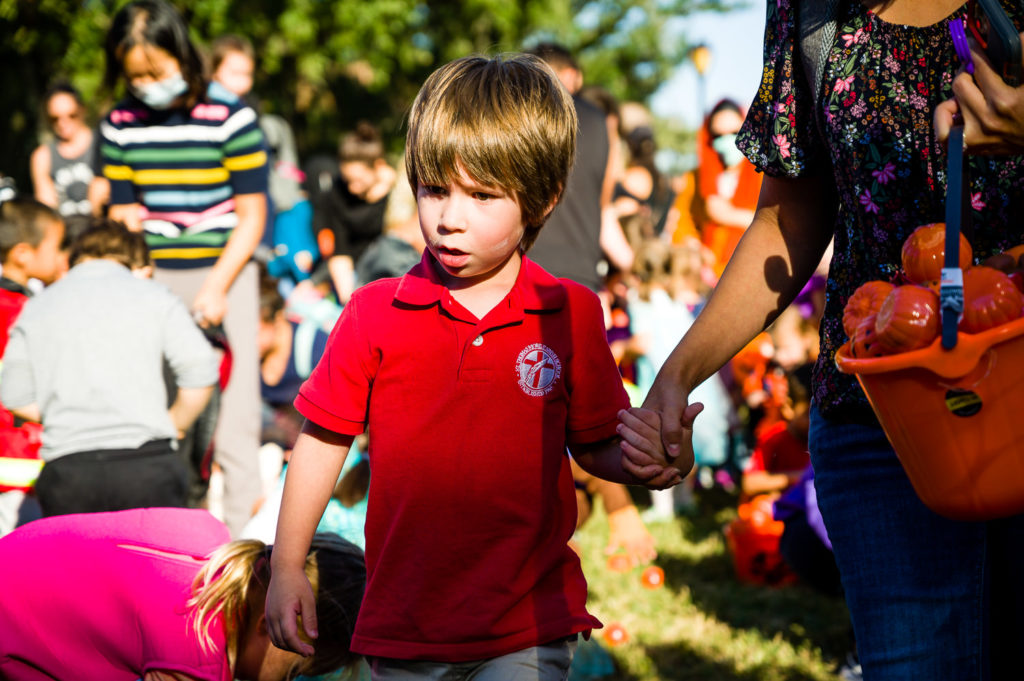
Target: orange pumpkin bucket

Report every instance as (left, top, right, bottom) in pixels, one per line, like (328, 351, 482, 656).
(723, 494, 797, 585)
(835, 124, 1024, 521)
(835, 316, 1024, 520)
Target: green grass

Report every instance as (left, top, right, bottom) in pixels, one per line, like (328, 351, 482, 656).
(573, 489, 852, 681)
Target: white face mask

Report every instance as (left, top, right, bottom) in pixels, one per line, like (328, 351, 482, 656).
(712, 133, 745, 168)
(133, 72, 188, 110)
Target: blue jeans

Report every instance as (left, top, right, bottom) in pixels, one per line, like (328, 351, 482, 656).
(809, 404, 1024, 680)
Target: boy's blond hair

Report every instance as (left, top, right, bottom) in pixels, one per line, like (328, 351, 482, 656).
(405, 54, 577, 252)
(0, 198, 60, 263)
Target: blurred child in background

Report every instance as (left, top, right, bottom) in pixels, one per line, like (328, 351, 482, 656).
(628, 238, 734, 519)
(0, 198, 65, 534)
(1, 219, 218, 517)
(740, 363, 812, 500)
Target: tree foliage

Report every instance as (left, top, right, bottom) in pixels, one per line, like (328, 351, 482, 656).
(1, 0, 739, 189)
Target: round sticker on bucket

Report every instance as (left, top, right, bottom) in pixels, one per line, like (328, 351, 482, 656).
(945, 389, 982, 417)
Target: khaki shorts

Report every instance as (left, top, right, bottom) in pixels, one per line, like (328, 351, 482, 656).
(368, 635, 578, 681)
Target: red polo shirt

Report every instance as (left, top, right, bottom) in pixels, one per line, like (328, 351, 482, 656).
(296, 252, 629, 662)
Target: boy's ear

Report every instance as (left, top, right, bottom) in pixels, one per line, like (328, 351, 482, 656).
(7, 242, 33, 267)
(542, 195, 561, 221)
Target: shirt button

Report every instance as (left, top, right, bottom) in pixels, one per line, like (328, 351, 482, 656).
(472, 335, 484, 347)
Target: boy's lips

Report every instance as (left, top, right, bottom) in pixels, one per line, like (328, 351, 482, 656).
(436, 245, 470, 268)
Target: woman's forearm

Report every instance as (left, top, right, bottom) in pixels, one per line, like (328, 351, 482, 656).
(202, 192, 266, 295)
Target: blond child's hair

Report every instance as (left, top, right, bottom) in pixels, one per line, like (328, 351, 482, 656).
(405, 53, 577, 252)
(631, 238, 672, 301)
(669, 241, 711, 301)
(0, 198, 60, 262)
(189, 534, 366, 678)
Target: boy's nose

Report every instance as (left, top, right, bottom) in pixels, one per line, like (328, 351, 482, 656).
(438, 198, 468, 232)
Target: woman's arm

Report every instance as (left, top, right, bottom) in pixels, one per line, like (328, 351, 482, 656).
(266, 420, 353, 656)
(30, 146, 58, 209)
(643, 172, 837, 456)
(192, 192, 266, 325)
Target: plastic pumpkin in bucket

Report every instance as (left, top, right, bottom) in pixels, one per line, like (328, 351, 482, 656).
(835, 315, 1024, 520)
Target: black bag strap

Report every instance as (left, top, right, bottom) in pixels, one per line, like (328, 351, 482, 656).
(797, 0, 841, 143)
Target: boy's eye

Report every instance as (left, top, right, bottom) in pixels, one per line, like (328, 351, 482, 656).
(423, 185, 447, 196)
(473, 192, 496, 201)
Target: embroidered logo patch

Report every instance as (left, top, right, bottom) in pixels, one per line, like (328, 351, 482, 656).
(516, 343, 562, 396)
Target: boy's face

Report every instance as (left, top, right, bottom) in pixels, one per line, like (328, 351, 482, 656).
(25, 218, 65, 284)
(417, 164, 525, 290)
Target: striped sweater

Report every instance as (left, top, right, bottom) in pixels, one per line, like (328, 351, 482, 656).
(101, 86, 268, 269)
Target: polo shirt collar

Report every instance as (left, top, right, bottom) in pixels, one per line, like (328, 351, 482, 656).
(395, 250, 567, 316)
(0, 276, 31, 297)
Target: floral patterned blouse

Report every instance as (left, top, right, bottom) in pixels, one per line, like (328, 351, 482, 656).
(738, 0, 1024, 419)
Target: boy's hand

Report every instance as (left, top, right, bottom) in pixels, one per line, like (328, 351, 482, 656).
(617, 408, 684, 489)
(606, 505, 657, 566)
(265, 567, 318, 657)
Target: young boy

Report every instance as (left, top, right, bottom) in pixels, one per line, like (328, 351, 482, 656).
(0, 198, 65, 347)
(266, 54, 682, 678)
(0, 218, 219, 517)
(0, 198, 65, 534)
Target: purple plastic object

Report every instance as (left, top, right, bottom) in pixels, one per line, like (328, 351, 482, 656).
(949, 17, 976, 75)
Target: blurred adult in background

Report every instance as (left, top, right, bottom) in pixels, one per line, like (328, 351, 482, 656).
(30, 83, 95, 219)
(100, 0, 268, 536)
(578, 84, 635, 275)
(693, 99, 762, 276)
(613, 125, 676, 239)
(310, 122, 396, 303)
(527, 42, 632, 291)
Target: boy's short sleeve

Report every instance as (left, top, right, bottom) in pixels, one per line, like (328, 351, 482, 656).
(294, 293, 376, 435)
(564, 285, 631, 445)
(736, 0, 828, 177)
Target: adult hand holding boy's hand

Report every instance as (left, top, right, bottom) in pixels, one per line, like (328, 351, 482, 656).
(617, 407, 687, 489)
(265, 566, 318, 657)
(640, 379, 704, 480)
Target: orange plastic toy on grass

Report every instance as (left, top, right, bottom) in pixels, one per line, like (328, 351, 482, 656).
(723, 494, 796, 586)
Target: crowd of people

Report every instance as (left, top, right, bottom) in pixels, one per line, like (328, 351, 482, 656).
(3, 0, 1024, 679)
